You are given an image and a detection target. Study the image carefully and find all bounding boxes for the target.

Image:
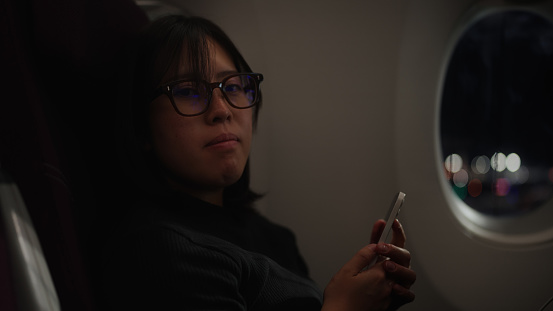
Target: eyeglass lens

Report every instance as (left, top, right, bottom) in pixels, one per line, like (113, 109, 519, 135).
(171, 74, 257, 115)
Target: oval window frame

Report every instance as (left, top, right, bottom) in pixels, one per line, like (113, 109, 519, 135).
(437, 2, 553, 249)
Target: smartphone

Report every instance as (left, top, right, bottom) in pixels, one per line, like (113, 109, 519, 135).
(378, 192, 406, 243)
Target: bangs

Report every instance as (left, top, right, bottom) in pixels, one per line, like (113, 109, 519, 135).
(153, 23, 213, 86)
(144, 15, 252, 90)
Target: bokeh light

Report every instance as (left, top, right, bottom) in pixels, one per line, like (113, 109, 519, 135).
(468, 179, 483, 197)
(506, 153, 521, 172)
(471, 155, 490, 174)
(444, 151, 551, 215)
(494, 178, 510, 196)
(444, 154, 463, 173)
(509, 165, 529, 184)
(453, 169, 469, 187)
(453, 185, 468, 200)
(491, 152, 507, 172)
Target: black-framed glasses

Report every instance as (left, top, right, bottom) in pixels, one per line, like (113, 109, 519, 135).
(152, 73, 264, 116)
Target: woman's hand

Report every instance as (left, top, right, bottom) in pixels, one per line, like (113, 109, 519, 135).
(322, 220, 416, 311)
(371, 219, 416, 310)
(322, 244, 395, 311)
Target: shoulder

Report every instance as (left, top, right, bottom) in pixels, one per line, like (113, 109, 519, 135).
(99, 206, 322, 310)
(103, 209, 246, 270)
(100, 218, 246, 309)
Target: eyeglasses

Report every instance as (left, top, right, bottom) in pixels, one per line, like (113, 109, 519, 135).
(152, 73, 264, 116)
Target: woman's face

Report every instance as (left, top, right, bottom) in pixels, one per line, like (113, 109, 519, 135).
(147, 40, 253, 204)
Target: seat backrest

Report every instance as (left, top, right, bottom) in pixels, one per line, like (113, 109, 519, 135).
(0, 170, 61, 311)
(0, 0, 148, 309)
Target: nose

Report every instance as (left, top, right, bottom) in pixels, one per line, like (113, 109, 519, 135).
(205, 88, 231, 124)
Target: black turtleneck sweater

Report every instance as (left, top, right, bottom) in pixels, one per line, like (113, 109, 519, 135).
(99, 192, 323, 310)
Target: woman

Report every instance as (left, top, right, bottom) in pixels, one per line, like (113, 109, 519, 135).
(99, 15, 416, 310)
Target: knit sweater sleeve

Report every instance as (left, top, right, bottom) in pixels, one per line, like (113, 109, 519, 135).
(101, 224, 249, 310)
(100, 223, 323, 311)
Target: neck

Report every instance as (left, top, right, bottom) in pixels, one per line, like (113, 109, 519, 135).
(165, 178, 225, 206)
(189, 189, 224, 207)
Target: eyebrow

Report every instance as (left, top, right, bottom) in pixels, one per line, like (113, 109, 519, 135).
(214, 70, 240, 80)
(167, 70, 241, 84)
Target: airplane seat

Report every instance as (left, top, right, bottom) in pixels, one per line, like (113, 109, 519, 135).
(0, 0, 148, 309)
(0, 170, 61, 311)
(0, 196, 18, 311)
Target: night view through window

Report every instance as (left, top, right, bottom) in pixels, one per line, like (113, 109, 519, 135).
(440, 10, 553, 217)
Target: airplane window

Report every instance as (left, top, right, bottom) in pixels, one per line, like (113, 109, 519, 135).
(440, 9, 553, 219)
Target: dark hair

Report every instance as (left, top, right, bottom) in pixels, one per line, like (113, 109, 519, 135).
(116, 15, 262, 209)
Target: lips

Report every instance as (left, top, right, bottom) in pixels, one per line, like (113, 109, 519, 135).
(205, 133, 239, 147)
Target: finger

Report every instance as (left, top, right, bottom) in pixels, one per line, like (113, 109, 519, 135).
(341, 245, 379, 275)
(383, 260, 417, 288)
(389, 219, 406, 248)
(370, 219, 386, 244)
(376, 243, 411, 268)
(391, 283, 416, 309)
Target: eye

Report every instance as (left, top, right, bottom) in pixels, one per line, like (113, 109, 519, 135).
(172, 82, 202, 99)
(223, 84, 244, 93)
(224, 76, 248, 93)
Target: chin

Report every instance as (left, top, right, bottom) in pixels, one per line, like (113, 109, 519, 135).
(220, 172, 243, 187)
(218, 162, 247, 185)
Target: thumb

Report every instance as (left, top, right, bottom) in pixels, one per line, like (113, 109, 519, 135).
(341, 244, 378, 275)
